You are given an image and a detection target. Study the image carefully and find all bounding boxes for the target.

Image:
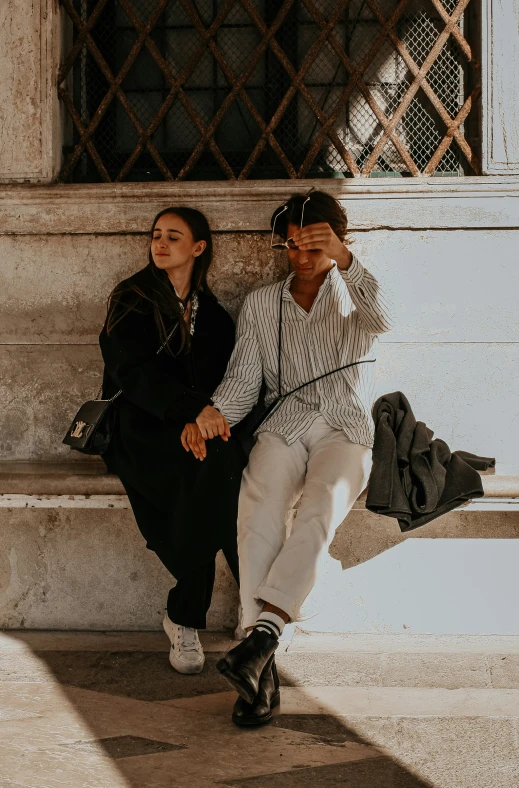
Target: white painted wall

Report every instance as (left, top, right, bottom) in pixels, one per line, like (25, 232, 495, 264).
(354, 229, 519, 475)
(301, 539, 519, 635)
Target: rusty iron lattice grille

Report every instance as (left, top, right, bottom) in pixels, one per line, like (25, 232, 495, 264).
(58, 0, 481, 182)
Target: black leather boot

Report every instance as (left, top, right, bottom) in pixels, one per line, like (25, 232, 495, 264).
(232, 656, 280, 727)
(216, 627, 278, 704)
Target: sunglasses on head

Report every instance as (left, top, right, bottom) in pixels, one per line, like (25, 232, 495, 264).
(270, 195, 311, 250)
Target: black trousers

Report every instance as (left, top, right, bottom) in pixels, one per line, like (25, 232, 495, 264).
(155, 543, 239, 629)
(124, 481, 239, 630)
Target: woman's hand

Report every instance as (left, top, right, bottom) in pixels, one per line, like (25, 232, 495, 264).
(291, 222, 352, 269)
(196, 405, 231, 441)
(181, 423, 207, 460)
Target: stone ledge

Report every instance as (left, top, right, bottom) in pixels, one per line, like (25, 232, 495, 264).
(0, 461, 515, 499)
(2, 177, 519, 233)
(0, 461, 124, 495)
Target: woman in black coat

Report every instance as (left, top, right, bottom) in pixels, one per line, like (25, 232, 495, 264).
(99, 206, 243, 674)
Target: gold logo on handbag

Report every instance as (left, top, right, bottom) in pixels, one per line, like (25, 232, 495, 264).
(70, 420, 87, 438)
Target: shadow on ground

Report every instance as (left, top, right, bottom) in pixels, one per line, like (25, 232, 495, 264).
(2, 640, 435, 788)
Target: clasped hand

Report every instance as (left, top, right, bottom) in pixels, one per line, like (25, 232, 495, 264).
(181, 405, 231, 461)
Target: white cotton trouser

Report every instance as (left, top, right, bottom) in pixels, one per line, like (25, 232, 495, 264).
(238, 415, 372, 627)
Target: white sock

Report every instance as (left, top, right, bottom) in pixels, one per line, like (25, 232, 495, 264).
(254, 611, 286, 638)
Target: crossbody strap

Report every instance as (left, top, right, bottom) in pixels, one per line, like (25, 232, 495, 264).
(257, 358, 376, 431)
(256, 279, 375, 428)
(281, 358, 375, 400)
(277, 282, 284, 398)
(103, 321, 180, 403)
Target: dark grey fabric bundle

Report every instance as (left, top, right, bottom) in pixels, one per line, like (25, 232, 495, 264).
(367, 391, 495, 532)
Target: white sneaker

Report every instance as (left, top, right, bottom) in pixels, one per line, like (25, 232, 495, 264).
(163, 614, 205, 675)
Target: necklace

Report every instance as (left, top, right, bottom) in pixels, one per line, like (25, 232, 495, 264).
(173, 286, 199, 336)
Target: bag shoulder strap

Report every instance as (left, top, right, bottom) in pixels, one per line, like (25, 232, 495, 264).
(282, 358, 375, 400)
(277, 282, 284, 398)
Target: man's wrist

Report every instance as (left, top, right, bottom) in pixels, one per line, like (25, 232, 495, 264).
(335, 245, 353, 270)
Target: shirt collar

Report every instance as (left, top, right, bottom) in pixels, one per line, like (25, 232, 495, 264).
(282, 263, 337, 300)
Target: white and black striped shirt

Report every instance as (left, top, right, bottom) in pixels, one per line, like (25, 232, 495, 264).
(212, 255, 392, 447)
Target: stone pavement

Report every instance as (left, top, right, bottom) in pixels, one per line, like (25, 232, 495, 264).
(0, 630, 518, 788)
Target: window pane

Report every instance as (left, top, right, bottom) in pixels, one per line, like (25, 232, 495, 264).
(59, 0, 481, 181)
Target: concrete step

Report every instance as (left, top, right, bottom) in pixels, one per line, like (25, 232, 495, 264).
(276, 631, 519, 691)
(3, 629, 519, 692)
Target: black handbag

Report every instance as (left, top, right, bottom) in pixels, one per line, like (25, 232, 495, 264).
(62, 322, 179, 455)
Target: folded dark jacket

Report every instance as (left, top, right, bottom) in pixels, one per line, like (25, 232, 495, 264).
(366, 392, 495, 532)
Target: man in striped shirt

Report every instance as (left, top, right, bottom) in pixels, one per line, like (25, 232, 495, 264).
(194, 191, 392, 726)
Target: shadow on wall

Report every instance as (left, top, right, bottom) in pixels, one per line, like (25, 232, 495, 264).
(0, 633, 434, 787)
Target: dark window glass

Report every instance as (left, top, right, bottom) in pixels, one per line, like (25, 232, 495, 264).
(59, 0, 481, 181)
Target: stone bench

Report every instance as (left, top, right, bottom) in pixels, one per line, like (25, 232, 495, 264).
(0, 459, 515, 498)
(0, 462, 518, 633)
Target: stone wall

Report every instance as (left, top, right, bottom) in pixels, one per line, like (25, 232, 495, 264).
(1, 180, 518, 473)
(1, 0, 519, 633)
(0, 0, 59, 182)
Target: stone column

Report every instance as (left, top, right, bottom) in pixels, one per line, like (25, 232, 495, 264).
(482, 0, 519, 174)
(0, 0, 60, 183)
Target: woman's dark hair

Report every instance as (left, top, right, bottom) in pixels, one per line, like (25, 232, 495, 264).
(106, 206, 214, 353)
(270, 189, 351, 244)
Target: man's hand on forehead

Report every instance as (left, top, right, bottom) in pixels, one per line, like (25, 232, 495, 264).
(291, 222, 352, 268)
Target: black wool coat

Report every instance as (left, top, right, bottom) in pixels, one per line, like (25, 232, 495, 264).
(366, 391, 495, 532)
(99, 266, 245, 577)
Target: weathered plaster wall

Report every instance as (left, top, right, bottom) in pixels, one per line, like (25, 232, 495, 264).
(1, 182, 518, 472)
(0, 233, 285, 343)
(0, 0, 42, 177)
(0, 505, 238, 630)
(2, 227, 519, 344)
